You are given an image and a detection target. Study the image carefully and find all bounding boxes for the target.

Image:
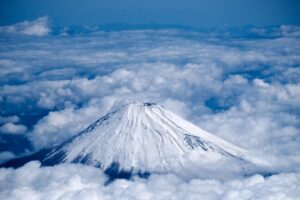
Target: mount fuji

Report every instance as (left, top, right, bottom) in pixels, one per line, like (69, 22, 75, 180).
(1, 102, 253, 178)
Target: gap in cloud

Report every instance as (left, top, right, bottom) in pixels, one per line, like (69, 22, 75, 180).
(0, 134, 32, 155)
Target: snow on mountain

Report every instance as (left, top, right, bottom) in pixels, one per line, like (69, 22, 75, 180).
(38, 102, 249, 173)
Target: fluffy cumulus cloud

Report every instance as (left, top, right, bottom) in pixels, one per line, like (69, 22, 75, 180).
(0, 162, 299, 200)
(0, 17, 50, 36)
(0, 18, 300, 198)
(0, 123, 27, 135)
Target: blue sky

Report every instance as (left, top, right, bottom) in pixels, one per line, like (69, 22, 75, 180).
(1, 0, 300, 27)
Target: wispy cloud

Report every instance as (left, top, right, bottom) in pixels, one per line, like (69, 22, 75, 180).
(0, 17, 50, 36)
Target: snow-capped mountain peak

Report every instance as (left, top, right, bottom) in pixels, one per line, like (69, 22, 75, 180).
(41, 102, 248, 173)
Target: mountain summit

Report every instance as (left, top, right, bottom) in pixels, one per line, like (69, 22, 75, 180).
(1, 102, 249, 176)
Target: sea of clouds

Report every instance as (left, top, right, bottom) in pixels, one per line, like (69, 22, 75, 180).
(0, 161, 299, 200)
(0, 17, 299, 199)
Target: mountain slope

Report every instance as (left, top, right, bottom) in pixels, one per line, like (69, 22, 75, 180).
(1, 102, 249, 175)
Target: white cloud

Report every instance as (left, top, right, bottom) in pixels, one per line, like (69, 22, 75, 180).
(0, 27, 298, 171)
(162, 99, 191, 118)
(0, 116, 19, 124)
(0, 151, 15, 164)
(0, 17, 50, 36)
(0, 20, 299, 189)
(0, 123, 27, 134)
(29, 97, 117, 148)
(0, 162, 299, 200)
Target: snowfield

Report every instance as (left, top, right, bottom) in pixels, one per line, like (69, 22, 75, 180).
(43, 102, 249, 173)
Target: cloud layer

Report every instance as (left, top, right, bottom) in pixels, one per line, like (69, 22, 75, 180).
(0, 26, 299, 166)
(0, 162, 299, 200)
(0, 18, 300, 199)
